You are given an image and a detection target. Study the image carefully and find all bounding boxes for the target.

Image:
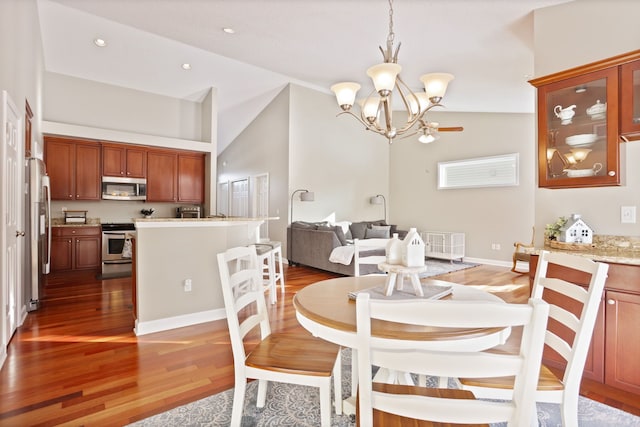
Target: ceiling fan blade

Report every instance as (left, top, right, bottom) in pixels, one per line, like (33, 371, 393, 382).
(438, 126, 464, 132)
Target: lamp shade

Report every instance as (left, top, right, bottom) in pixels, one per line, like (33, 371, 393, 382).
(300, 191, 314, 202)
(331, 82, 361, 109)
(420, 73, 454, 100)
(367, 63, 402, 94)
(570, 148, 591, 162)
(408, 92, 430, 115)
(360, 96, 381, 121)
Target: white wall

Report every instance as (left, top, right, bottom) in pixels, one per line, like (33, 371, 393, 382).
(44, 72, 204, 142)
(0, 0, 44, 363)
(218, 83, 389, 258)
(533, 0, 640, 245)
(389, 111, 536, 262)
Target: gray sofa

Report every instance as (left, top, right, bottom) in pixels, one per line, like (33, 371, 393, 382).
(286, 220, 406, 276)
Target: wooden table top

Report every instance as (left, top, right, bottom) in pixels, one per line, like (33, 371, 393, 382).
(293, 275, 506, 343)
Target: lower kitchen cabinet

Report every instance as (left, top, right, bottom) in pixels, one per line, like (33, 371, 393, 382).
(529, 256, 640, 396)
(51, 226, 101, 272)
(605, 290, 640, 394)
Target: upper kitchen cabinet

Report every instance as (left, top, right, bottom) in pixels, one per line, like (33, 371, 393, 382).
(102, 143, 147, 178)
(531, 50, 640, 189)
(620, 58, 640, 141)
(177, 153, 205, 203)
(44, 136, 101, 200)
(146, 149, 177, 202)
(531, 67, 620, 189)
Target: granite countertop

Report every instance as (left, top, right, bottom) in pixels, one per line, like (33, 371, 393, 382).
(526, 235, 640, 266)
(51, 218, 101, 227)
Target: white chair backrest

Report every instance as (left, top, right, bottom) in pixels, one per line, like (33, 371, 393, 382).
(356, 294, 550, 426)
(353, 238, 388, 277)
(217, 246, 272, 365)
(532, 250, 608, 391)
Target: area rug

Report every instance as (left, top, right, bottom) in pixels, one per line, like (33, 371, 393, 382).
(420, 258, 479, 278)
(128, 349, 640, 427)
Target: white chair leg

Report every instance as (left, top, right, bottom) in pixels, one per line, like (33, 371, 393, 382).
(231, 380, 246, 427)
(333, 353, 342, 415)
(319, 381, 331, 427)
(561, 394, 579, 427)
(267, 252, 277, 304)
(256, 379, 268, 407)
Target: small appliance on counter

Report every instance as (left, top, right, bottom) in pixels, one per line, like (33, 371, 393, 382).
(176, 206, 201, 218)
(64, 210, 87, 224)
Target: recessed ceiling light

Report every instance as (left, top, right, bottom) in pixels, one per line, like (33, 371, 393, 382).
(93, 38, 107, 47)
(222, 28, 235, 34)
(181, 63, 192, 70)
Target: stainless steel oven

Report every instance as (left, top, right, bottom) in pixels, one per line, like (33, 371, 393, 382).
(101, 223, 136, 275)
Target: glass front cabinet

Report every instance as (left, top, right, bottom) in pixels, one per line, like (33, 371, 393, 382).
(530, 50, 640, 189)
(620, 59, 640, 141)
(532, 67, 619, 188)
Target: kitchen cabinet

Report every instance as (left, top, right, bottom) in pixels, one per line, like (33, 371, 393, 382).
(530, 50, 640, 189)
(620, 58, 640, 141)
(529, 255, 640, 396)
(177, 152, 205, 203)
(531, 67, 620, 188)
(51, 226, 101, 272)
(102, 143, 147, 178)
(147, 149, 205, 203)
(44, 136, 101, 200)
(146, 149, 178, 202)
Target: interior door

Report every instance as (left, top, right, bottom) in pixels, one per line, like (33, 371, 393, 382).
(2, 90, 23, 350)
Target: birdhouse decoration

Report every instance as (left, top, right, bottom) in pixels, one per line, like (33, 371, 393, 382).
(559, 214, 593, 244)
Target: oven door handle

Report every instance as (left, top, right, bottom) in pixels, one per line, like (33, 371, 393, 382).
(103, 231, 128, 236)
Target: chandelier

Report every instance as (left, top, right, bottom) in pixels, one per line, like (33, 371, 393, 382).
(330, 0, 454, 144)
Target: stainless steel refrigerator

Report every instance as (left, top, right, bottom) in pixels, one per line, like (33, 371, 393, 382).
(25, 157, 51, 311)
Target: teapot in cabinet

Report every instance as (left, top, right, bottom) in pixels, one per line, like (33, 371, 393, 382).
(554, 104, 577, 125)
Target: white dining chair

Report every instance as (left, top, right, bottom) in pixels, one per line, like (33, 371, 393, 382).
(458, 250, 609, 427)
(217, 246, 342, 427)
(353, 238, 388, 277)
(355, 293, 550, 426)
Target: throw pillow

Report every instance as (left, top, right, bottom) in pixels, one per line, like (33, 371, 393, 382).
(349, 222, 369, 240)
(365, 225, 391, 239)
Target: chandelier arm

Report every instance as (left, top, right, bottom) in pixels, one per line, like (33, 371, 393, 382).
(395, 75, 421, 121)
(336, 111, 388, 137)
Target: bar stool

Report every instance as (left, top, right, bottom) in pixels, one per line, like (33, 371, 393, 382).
(253, 241, 285, 304)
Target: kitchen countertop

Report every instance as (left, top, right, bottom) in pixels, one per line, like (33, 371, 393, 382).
(51, 218, 101, 227)
(525, 234, 640, 266)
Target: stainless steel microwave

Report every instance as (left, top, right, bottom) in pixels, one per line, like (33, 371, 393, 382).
(101, 177, 147, 201)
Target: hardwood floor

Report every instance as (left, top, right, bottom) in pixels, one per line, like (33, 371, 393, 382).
(0, 264, 638, 426)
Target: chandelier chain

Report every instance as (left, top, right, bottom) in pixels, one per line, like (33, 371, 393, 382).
(387, 0, 395, 45)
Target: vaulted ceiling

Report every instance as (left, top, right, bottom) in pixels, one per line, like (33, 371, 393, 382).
(38, 0, 571, 153)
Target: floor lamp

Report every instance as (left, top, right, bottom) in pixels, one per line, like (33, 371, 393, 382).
(370, 194, 386, 222)
(290, 189, 315, 222)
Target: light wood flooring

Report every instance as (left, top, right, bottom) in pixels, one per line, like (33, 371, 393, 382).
(0, 264, 638, 426)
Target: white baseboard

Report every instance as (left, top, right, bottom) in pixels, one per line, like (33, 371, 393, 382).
(463, 257, 514, 269)
(134, 308, 227, 336)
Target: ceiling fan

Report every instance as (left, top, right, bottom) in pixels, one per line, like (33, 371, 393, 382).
(401, 120, 464, 143)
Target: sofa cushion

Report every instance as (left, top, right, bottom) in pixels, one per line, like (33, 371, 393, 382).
(317, 225, 348, 246)
(291, 221, 318, 229)
(349, 222, 369, 240)
(365, 225, 391, 239)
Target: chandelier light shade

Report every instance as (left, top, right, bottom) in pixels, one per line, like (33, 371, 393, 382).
(330, 0, 454, 143)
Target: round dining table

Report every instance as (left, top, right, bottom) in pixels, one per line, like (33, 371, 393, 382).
(292, 275, 511, 414)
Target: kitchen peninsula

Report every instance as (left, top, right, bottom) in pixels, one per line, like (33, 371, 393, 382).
(132, 217, 277, 335)
(526, 235, 640, 398)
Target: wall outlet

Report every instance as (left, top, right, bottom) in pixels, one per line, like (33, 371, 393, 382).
(491, 243, 501, 250)
(184, 279, 192, 292)
(621, 206, 636, 224)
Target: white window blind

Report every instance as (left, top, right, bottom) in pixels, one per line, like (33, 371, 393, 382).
(438, 153, 519, 189)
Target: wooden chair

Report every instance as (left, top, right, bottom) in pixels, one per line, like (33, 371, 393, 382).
(353, 238, 388, 277)
(459, 250, 609, 427)
(217, 246, 342, 427)
(511, 226, 535, 273)
(355, 293, 550, 426)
